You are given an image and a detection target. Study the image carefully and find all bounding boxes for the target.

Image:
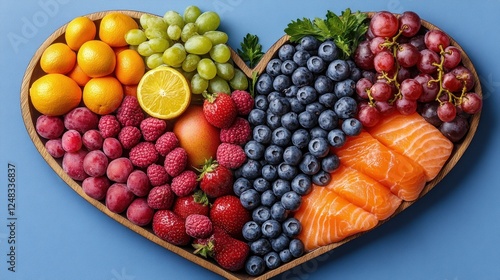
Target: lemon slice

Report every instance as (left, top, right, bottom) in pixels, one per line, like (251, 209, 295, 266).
(137, 66, 191, 119)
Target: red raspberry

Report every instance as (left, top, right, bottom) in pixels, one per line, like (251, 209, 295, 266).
(140, 117, 167, 142)
(147, 184, 175, 210)
(147, 164, 169, 186)
(164, 147, 188, 177)
(129, 142, 159, 168)
(118, 126, 142, 150)
(98, 115, 121, 138)
(231, 90, 254, 116)
(185, 214, 213, 239)
(116, 96, 144, 127)
(216, 143, 247, 169)
(171, 170, 198, 197)
(219, 117, 251, 145)
(155, 131, 179, 156)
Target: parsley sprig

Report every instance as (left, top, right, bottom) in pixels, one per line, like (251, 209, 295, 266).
(284, 8, 368, 59)
(237, 33, 264, 68)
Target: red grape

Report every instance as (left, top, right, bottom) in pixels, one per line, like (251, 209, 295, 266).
(442, 46, 462, 69)
(400, 79, 423, 100)
(395, 97, 418, 115)
(358, 105, 381, 128)
(370, 11, 399, 38)
(375, 101, 396, 116)
(414, 73, 440, 102)
(424, 29, 450, 53)
(355, 77, 372, 99)
(451, 66, 475, 91)
(409, 35, 426, 51)
(369, 37, 389, 55)
(420, 102, 443, 127)
(370, 81, 393, 102)
(398, 11, 421, 37)
(442, 72, 463, 93)
(396, 43, 420, 68)
(440, 115, 469, 142)
(354, 40, 375, 70)
(437, 101, 457, 122)
(373, 50, 395, 73)
(460, 92, 482, 114)
(417, 49, 440, 74)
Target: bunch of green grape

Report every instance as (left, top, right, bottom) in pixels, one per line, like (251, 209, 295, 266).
(124, 6, 248, 94)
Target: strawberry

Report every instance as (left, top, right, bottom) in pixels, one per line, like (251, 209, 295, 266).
(173, 190, 210, 219)
(152, 210, 191, 246)
(210, 195, 251, 239)
(197, 158, 234, 198)
(202, 92, 238, 129)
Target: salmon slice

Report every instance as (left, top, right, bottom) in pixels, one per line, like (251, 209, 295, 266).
(325, 165, 402, 220)
(333, 131, 426, 201)
(367, 112, 453, 181)
(294, 186, 379, 252)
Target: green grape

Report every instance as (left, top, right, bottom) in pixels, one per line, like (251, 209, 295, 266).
(203, 31, 228, 45)
(147, 16, 168, 31)
(146, 53, 164, 69)
(195, 11, 221, 34)
(183, 5, 202, 23)
(128, 44, 138, 52)
(190, 73, 209, 94)
(148, 38, 170, 53)
(140, 14, 155, 29)
(197, 58, 217, 80)
(137, 41, 155, 57)
(181, 69, 196, 81)
(162, 43, 187, 67)
(181, 23, 198, 42)
(229, 68, 249, 90)
(209, 44, 231, 63)
(124, 29, 147, 45)
(145, 28, 168, 40)
(184, 35, 213, 55)
(208, 76, 231, 94)
(167, 24, 182, 41)
(216, 62, 235, 80)
(164, 10, 185, 28)
(182, 54, 201, 73)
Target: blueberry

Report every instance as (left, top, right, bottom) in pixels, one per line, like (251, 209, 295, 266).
(289, 239, 305, 258)
(240, 188, 261, 210)
(318, 92, 338, 108)
(318, 40, 338, 62)
(261, 164, 278, 182)
(273, 74, 291, 92)
(241, 159, 262, 180)
(280, 112, 300, 131)
(334, 79, 355, 98)
(292, 50, 311, 67)
(280, 60, 298, 76)
(256, 73, 273, 95)
(291, 66, 314, 87)
(283, 146, 302, 165)
(318, 109, 338, 131)
(283, 85, 299, 98)
(312, 170, 331, 186)
(252, 205, 271, 224)
(278, 44, 295, 61)
(300, 35, 320, 51)
(266, 58, 282, 77)
(271, 234, 290, 252)
(322, 153, 340, 172)
(271, 127, 292, 146)
(334, 96, 358, 119)
(261, 189, 277, 207)
(270, 201, 289, 222)
(327, 128, 346, 148)
(277, 162, 298, 181)
(243, 221, 262, 241)
(282, 217, 302, 237)
(298, 111, 318, 129)
(308, 137, 329, 158)
(288, 97, 306, 113)
(291, 128, 310, 149)
(279, 249, 293, 263)
(309, 126, 328, 139)
(266, 111, 281, 130)
(245, 255, 266, 276)
(281, 191, 302, 211)
(272, 179, 291, 197)
(248, 109, 266, 125)
(305, 102, 325, 116)
(291, 173, 312, 195)
(296, 86, 317, 105)
(250, 238, 272, 256)
(314, 75, 334, 94)
(299, 153, 321, 175)
(233, 177, 252, 197)
(254, 95, 268, 110)
(261, 219, 282, 239)
(245, 140, 265, 160)
(264, 145, 283, 165)
(253, 125, 272, 144)
(267, 91, 281, 102)
(306, 56, 326, 73)
(253, 177, 271, 192)
(264, 251, 282, 270)
(350, 66, 362, 81)
(342, 117, 362, 136)
(326, 59, 351, 81)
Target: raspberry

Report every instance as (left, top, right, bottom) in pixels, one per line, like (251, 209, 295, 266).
(185, 214, 213, 239)
(231, 90, 254, 116)
(219, 117, 251, 145)
(129, 142, 159, 168)
(140, 117, 167, 142)
(216, 143, 247, 170)
(171, 170, 198, 197)
(118, 126, 142, 150)
(147, 184, 175, 210)
(116, 96, 144, 127)
(98, 115, 121, 138)
(164, 147, 188, 177)
(155, 131, 180, 156)
(147, 163, 169, 186)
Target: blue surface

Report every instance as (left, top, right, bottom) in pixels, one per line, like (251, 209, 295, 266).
(1, 0, 499, 279)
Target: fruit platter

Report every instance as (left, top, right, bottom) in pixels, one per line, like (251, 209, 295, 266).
(20, 6, 482, 280)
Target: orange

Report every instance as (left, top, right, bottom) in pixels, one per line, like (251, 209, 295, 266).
(99, 12, 138, 47)
(123, 84, 138, 97)
(115, 49, 145, 85)
(77, 40, 116, 78)
(83, 76, 124, 115)
(136, 66, 191, 120)
(29, 73, 82, 116)
(65, 16, 96, 51)
(67, 64, 91, 86)
(40, 43, 76, 74)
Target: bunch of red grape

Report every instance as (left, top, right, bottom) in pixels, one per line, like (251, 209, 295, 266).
(353, 11, 482, 141)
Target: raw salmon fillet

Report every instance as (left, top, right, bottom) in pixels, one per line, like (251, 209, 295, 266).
(325, 165, 402, 220)
(294, 186, 378, 251)
(333, 131, 426, 201)
(367, 112, 453, 181)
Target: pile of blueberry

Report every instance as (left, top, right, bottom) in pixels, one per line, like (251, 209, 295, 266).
(235, 36, 364, 275)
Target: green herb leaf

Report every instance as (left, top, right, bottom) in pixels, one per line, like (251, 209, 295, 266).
(284, 18, 323, 42)
(237, 33, 264, 68)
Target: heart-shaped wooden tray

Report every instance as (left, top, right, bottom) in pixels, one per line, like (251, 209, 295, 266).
(20, 10, 482, 280)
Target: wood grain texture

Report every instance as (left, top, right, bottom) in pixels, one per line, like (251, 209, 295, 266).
(20, 11, 481, 280)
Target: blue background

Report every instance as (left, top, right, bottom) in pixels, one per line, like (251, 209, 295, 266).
(1, 0, 499, 279)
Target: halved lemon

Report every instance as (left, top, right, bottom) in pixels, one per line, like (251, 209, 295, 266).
(137, 66, 191, 119)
